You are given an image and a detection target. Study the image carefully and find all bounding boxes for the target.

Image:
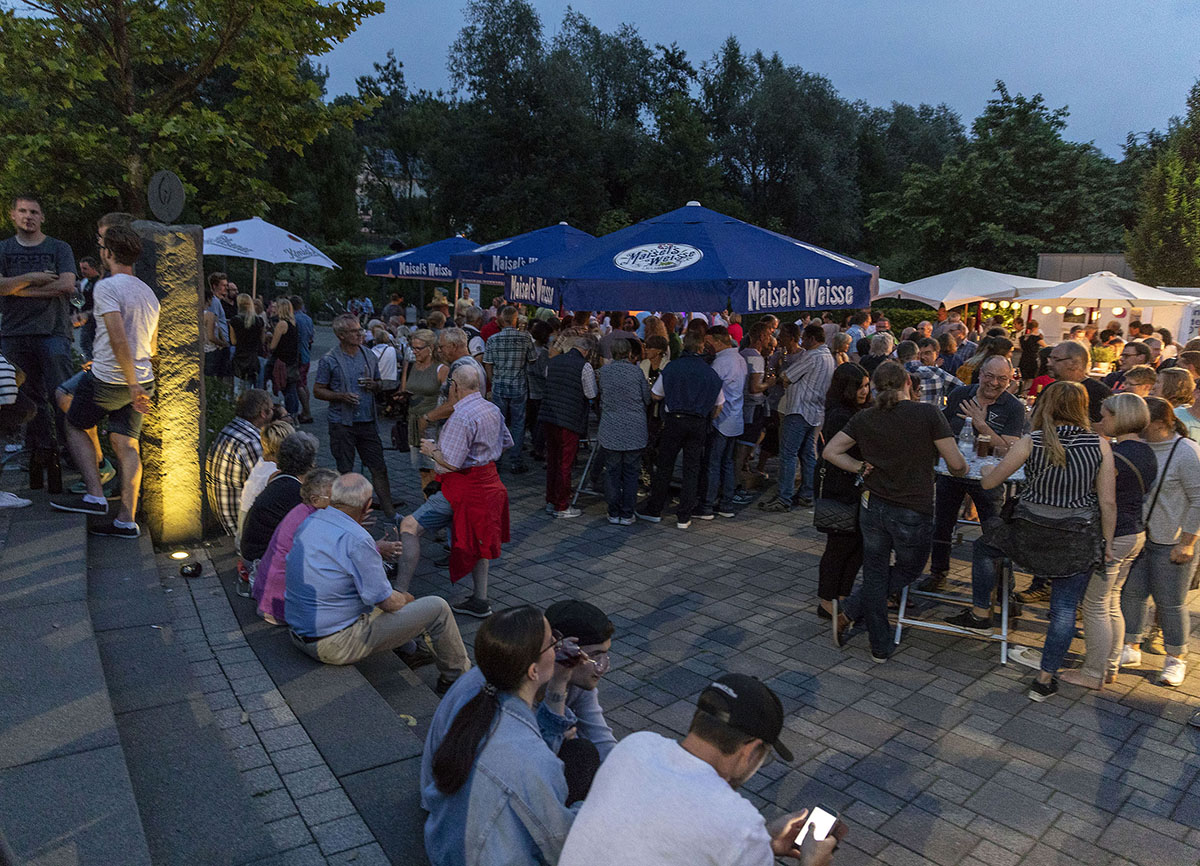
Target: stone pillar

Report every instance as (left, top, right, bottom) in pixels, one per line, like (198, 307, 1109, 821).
(132, 220, 205, 544)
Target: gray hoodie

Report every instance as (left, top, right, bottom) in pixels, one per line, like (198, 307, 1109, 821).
(1144, 435, 1200, 545)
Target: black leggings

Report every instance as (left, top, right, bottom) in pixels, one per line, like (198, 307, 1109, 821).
(818, 530, 863, 601)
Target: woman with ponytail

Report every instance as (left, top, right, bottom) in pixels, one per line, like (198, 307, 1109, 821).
(968, 381, 1116, 702)
(822, 361, 967, 661)
(421, 605, 579, 866)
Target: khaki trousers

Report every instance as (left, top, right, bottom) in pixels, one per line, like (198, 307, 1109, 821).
(292, 596, 470, 675)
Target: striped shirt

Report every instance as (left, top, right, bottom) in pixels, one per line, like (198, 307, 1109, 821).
(0, 353, 17, 406)
(1023, 425, 1102, 509)
(779, 345, 836, 427)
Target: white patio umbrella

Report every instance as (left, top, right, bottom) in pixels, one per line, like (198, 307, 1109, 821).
(1013, 271, 1191, 309)
(203, 216, 339, 296)
(876, 266, 1057, 309)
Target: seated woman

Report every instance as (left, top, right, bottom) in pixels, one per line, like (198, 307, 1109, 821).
(240, 431, 318, 580)
(253, 468, 338, 625)
(236, 419, 294, 547)
(422, 606, 579, 866)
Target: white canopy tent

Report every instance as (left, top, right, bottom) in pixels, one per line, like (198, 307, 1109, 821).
(877, 266, 1058, 309)
(203, 217, 339, 296)
(1014, 271, 1194, 308)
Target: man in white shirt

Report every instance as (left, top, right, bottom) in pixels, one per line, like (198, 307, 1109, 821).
(698, 326, 748, 519)
(558, 674, 843, 866)
(51, 223, 159, 538)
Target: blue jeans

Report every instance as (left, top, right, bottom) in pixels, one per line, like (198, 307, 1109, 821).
(604, 449, 641, 519)
(778, 414, 818, 502)
(491, 391, 527, 467)
(1041, 570, 1091, 674)
(931, 476, 1003, 574)
(1121, 541, 1196, 656)
(1, 334, 73, 451)
(845, 496, 932, 657)
(703, 429, 738, 512)
(969, 537, 1009, 611)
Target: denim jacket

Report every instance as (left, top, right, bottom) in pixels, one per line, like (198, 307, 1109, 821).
(423, 669, 577, 866)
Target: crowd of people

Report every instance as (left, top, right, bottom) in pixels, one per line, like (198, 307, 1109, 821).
(4, 192, 1200, 863)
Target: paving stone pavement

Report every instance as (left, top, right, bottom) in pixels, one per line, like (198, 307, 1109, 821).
(169, 325, 1200, 865)
(158, 547, 390, 865)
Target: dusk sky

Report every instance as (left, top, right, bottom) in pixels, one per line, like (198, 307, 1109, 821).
(322, 0, 1200, 158)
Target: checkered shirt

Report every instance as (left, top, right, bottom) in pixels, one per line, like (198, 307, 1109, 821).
(904, 360, 962, 407)
(205, 417, 263, 535)
(437, 391, 513, 471)
(482, 327, 537, 399)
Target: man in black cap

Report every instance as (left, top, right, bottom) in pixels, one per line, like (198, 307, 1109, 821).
(558, 673, 845, 866)
(544, 600, 617, 756)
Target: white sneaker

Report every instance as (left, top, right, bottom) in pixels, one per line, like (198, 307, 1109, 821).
(1159, 656, 1186, 687)
(3, 443, 21, 453)
(554, 507, 582, 519)
(1008, 646, 1042, 670)
(0, 491, 31, 508)
(1119, 645, 1142, 668)
(676, 520, 691, 530)
(607, 515, 621, 525)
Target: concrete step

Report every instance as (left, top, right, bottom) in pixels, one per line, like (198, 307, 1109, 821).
(88, 527, 275, 866)
(210, 543, 434, 866)
(0, 495, 152, 865)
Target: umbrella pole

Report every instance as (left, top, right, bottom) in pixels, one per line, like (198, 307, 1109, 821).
(252, 260, 258, 299)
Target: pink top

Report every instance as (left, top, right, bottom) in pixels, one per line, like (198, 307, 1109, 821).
(255, 503, 317, 623)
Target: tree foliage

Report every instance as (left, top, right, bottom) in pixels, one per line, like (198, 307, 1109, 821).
(0, 0, 381, 250)
(867, 83, 1128, 279)
(0, 0, 1173, 302)
(1126, 83, 1200, 286)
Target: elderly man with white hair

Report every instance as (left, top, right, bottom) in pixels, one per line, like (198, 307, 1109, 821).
(398, 364, 513, 619)
(284, 472, 470, 694)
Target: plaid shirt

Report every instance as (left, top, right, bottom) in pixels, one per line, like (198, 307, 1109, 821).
(437, 391, 513, 471)
(483, 328, 537, 399)
(206, 416, 263, 535)
(904, 360, 962, 407)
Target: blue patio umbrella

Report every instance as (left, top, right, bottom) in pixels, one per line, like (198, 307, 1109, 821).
(364, 235, 477, 279)
(450, 222, 596, 286)
(504, 202, 878, 313)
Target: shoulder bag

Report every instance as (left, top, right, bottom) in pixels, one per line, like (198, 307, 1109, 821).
(813, 462, 859, 534)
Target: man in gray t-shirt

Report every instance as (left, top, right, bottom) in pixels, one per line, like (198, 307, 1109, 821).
(0, 195, 77, 457)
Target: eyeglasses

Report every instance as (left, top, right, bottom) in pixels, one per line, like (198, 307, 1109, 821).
(541, 629, 565, 655)
(412, 343, 429, 351)
(585, 650, 612, 674)
(979, 374, 1010, 383)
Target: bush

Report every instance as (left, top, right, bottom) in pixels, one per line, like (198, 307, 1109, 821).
(204, 376, 237, 450)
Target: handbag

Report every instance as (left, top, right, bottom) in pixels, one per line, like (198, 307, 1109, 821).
(813, 464, 859, 534)
(986, 501, 1102, 578)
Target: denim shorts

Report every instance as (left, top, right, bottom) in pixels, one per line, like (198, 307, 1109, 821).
(411, 490, 454, 532)
(66, 371, 154, 438)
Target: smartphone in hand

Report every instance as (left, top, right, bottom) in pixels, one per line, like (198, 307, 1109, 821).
(794, 805, 838, 846)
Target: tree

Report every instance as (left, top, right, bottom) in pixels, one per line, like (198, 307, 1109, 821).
(867, 83, 1125, 279)
(1126, 83, 1200, 286)
(0, 0, 381, 249)
(701, 40, 863, 250)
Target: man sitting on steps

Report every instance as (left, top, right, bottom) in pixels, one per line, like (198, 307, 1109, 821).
(285, 472, 470, 695)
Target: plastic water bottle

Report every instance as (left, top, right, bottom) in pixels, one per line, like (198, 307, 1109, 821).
(958, 421, 975, 457)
